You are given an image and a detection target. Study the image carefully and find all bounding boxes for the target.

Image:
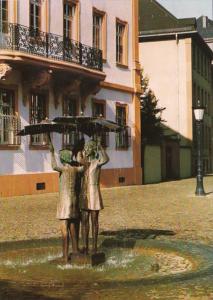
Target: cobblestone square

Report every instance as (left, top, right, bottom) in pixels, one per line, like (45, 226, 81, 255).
(1, 176, 213, 245)
(1, 176, 213, 299)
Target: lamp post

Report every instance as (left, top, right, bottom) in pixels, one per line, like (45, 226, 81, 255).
(193, 100, 205, 196)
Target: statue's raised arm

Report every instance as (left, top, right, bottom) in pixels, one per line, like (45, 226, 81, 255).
(47, 133, 63, 173)
(96, 137, 109, 166)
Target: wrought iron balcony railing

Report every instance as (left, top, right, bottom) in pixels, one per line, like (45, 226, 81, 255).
(0, 114, 21, 145)
(0, 23, 103, 71)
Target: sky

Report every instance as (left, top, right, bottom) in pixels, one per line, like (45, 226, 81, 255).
(157, 0, 213, 19)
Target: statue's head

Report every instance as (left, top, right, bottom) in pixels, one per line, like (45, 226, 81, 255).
(84, 140, 97, 158)
(59, 149, 73, 165)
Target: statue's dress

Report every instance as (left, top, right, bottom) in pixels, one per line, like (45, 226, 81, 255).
(80, 148, 109, 211)
(51, 155, 84, 219)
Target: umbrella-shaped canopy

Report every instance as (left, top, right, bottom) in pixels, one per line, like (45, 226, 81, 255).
(53, 116, 123, 136)
(53, 116, 95, 124)
(17, 119, 77, 136)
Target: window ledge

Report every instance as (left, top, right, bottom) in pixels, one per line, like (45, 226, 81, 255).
(0, 145, 20, 150)
(29, 145, 49, 150)
(116, 63, 128, 69)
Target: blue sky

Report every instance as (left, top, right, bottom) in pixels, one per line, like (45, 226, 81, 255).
(157, 0, 212, 19)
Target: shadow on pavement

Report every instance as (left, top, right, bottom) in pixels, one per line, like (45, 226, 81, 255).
(100, 228, 176, 240)
(205, 191, 213, 195)
(100, 229, 176, 249)
(0, 280, 59, 300)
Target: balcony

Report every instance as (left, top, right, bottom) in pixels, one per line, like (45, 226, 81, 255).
(0, 115, 21, 146)
(0, 23, 103, 72)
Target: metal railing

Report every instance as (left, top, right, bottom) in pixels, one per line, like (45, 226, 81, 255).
(0, 115, 21, 145)
(0, 23, 103, 71)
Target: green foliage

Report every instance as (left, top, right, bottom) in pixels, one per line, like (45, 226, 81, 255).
(140, 70, 165, 144)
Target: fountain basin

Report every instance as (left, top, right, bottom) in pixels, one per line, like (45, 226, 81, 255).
(0, 237, 213, 299)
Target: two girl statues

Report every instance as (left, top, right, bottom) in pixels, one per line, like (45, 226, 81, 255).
(48, 134, 109, 262)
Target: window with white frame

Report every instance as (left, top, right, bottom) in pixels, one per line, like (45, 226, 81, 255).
(93, 13, 102, 49)
(116, 19, 128, 65)
(92, 100, 108, 148)
(0, 88, 20, 145)
(0, 0, 8, 34)
(63, 95, 81, 148)
(115, 104, 130, 149)
(63, 1, 76, 39)
(30, 92, 47, 146)
(30, 0, 41, 34)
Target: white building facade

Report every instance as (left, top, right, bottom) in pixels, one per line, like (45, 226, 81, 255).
(0, 0, 141, 196)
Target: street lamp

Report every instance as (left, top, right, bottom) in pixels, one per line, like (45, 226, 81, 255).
(193, 100, 205, 196)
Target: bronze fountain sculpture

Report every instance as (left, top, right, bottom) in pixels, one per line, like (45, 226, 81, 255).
(18, 116, 120, 265)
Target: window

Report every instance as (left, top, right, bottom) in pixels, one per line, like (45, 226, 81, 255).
(197, 86, 200, 102)
(208, 93, 211, 115)
(30, 92, 47, 146)
(202, 54, 205, 76)
(192, 43, 196, 70)
(92, 99, 108, 147)
(93, 14, 102, 50)
(0, 0, 8, 34)
(200, 52, 203, 75)
(208, 58, 211, 82)
(93, 8, 106, 60)
(115, 104, 130, 149)
(204, 91, 207, 113)
(197, 47, 200, 72)
(201, 88, 204, 106)
(193, 82, 196, 101)
(116, 19, 128, 65)
(30, 0, 41, 35)
(63, 95, 81, 148)
(204, 56, 207, 79)
(0, 88, 20, 146)
(63, 1, 76, 39)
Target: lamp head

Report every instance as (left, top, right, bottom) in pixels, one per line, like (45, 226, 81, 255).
(193, 99, 205, 121)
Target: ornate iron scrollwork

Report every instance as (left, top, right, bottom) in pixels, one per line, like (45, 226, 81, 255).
(0, 23, 103, 71)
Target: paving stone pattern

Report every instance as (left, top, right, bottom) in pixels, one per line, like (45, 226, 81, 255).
(1, 176, 213, 245)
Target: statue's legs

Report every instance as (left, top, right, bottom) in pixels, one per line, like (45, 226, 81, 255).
(81, 210, 90, 254)
(75, 216, 80, 252)
(69, 219, 79, 254)
(60, 220, 70, 262)
(91, 211, 99, 253)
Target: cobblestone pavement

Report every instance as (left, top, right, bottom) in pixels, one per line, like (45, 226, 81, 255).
(1, 176, 213, 245)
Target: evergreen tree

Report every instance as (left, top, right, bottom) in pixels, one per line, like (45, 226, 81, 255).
(140, 70, 166, 144)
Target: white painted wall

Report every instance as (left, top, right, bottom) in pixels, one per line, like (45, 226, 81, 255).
(0, 75, 134, 175)
(93, 88, 134, 169)
(16, 0, 134, 88)
(0, 1, 135, 176)
(80, 0, 133, 87)
(139, 39, 191, 141)
(6, 0, 134, 89)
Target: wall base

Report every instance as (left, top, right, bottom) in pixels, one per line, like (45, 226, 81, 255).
(0, 167, 142, 197)
(0, 173, 59, 197)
